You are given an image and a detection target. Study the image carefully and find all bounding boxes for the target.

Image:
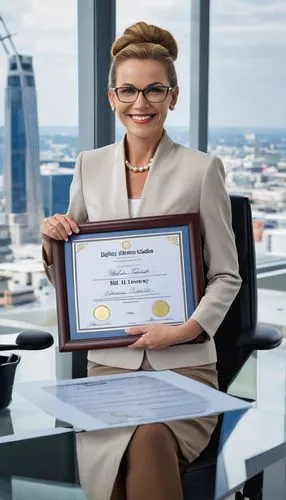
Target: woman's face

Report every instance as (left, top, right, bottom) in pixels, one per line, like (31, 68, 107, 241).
(108, 58, 178, 140)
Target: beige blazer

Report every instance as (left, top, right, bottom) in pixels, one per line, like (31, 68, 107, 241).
(44, 131, 241, 370)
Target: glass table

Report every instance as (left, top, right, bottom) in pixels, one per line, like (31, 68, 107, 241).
(216, 345, 286, 499)
(0, 476, 86, 500)
(0, 343, 286, 499)
(0, 392, 76, 485)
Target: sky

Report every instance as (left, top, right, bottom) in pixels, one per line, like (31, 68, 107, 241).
(0, 0, 285, 129)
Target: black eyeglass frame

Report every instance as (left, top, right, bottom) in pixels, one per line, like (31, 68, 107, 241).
(110, 85, 174, 103)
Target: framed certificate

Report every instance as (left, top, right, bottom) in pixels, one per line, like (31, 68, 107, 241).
(52, 214, 206, 351)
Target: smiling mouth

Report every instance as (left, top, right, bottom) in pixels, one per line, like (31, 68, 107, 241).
(128, 114, 155, 123)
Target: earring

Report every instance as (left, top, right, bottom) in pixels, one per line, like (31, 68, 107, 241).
(169, 105, 175, 110)
(111, 106, 115, 112)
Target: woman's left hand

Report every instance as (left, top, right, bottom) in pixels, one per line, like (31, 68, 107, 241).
(126, 324, 180, 350)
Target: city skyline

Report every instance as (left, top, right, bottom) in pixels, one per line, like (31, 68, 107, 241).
(0, 0, 285, 128)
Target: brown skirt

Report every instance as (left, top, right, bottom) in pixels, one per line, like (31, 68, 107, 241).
(76, 357, 218, 500)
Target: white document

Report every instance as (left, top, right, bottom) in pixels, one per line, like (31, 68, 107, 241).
(16, 371, 251, 432)
(73, 231, 188, 332)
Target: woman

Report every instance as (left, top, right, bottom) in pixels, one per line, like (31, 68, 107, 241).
(41, 21, 241, 500)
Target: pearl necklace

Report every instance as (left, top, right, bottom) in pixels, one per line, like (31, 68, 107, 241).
(125, 158, 153, 173)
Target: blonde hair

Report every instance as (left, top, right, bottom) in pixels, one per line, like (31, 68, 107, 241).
(108, 21, 178, 88)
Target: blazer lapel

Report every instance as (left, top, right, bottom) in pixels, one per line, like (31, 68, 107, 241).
(110, 137, 129, 219)
(137, 130, 175, 217)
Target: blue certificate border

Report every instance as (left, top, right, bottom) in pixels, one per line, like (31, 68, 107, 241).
(64, 225, 195, 341)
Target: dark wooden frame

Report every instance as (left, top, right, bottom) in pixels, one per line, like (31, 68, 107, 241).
(52, 214, 205, 352)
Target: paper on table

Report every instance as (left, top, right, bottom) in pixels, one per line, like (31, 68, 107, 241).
(16, 370, 251, 432)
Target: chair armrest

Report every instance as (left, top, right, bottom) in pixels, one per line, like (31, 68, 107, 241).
(236, 324, 282, 351)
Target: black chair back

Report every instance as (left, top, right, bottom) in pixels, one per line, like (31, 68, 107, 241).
(215, 194, 257, 391)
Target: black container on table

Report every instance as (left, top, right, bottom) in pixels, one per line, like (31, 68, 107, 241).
(0, 354, 20, 410)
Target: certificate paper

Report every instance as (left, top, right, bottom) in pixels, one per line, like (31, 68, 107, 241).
(52, 214, 205, 351)
(16, 371, 251, 431)
(73, 232, 187, 333)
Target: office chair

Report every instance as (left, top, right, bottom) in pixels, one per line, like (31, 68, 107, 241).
(71, 194, 282, 500)
(181, 194, 282, 500)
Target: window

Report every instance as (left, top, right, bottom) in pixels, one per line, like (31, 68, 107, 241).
(0, 1, 78, 327)
(209, 0, 286, 252)
(209, 0, 286, 318)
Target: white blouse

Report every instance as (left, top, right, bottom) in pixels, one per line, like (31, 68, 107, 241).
(128, 198, 140, 218)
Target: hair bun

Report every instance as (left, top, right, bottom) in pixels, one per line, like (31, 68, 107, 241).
(112, 21, 178, 61)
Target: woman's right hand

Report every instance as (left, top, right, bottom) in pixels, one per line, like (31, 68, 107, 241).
(41, 215, 80, 266)
(41, 214, 80, 242)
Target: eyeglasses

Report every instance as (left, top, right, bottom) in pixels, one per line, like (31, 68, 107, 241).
(111, 85, 173, 103)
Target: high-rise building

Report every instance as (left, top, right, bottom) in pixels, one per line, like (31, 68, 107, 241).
(41, 164, 74, 217)
(4, 54, 43, 245)
(0, 223, 13, 263)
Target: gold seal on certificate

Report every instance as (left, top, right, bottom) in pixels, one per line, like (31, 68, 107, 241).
(152, 300, 170, 317)
(93, 305, 110, 321)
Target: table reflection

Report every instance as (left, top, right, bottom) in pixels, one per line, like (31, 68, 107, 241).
(216, 346, 286, 499)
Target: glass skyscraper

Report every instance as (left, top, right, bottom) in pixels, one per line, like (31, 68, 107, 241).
(41, 165, 73, 217)
(4, 54, 43, 245)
